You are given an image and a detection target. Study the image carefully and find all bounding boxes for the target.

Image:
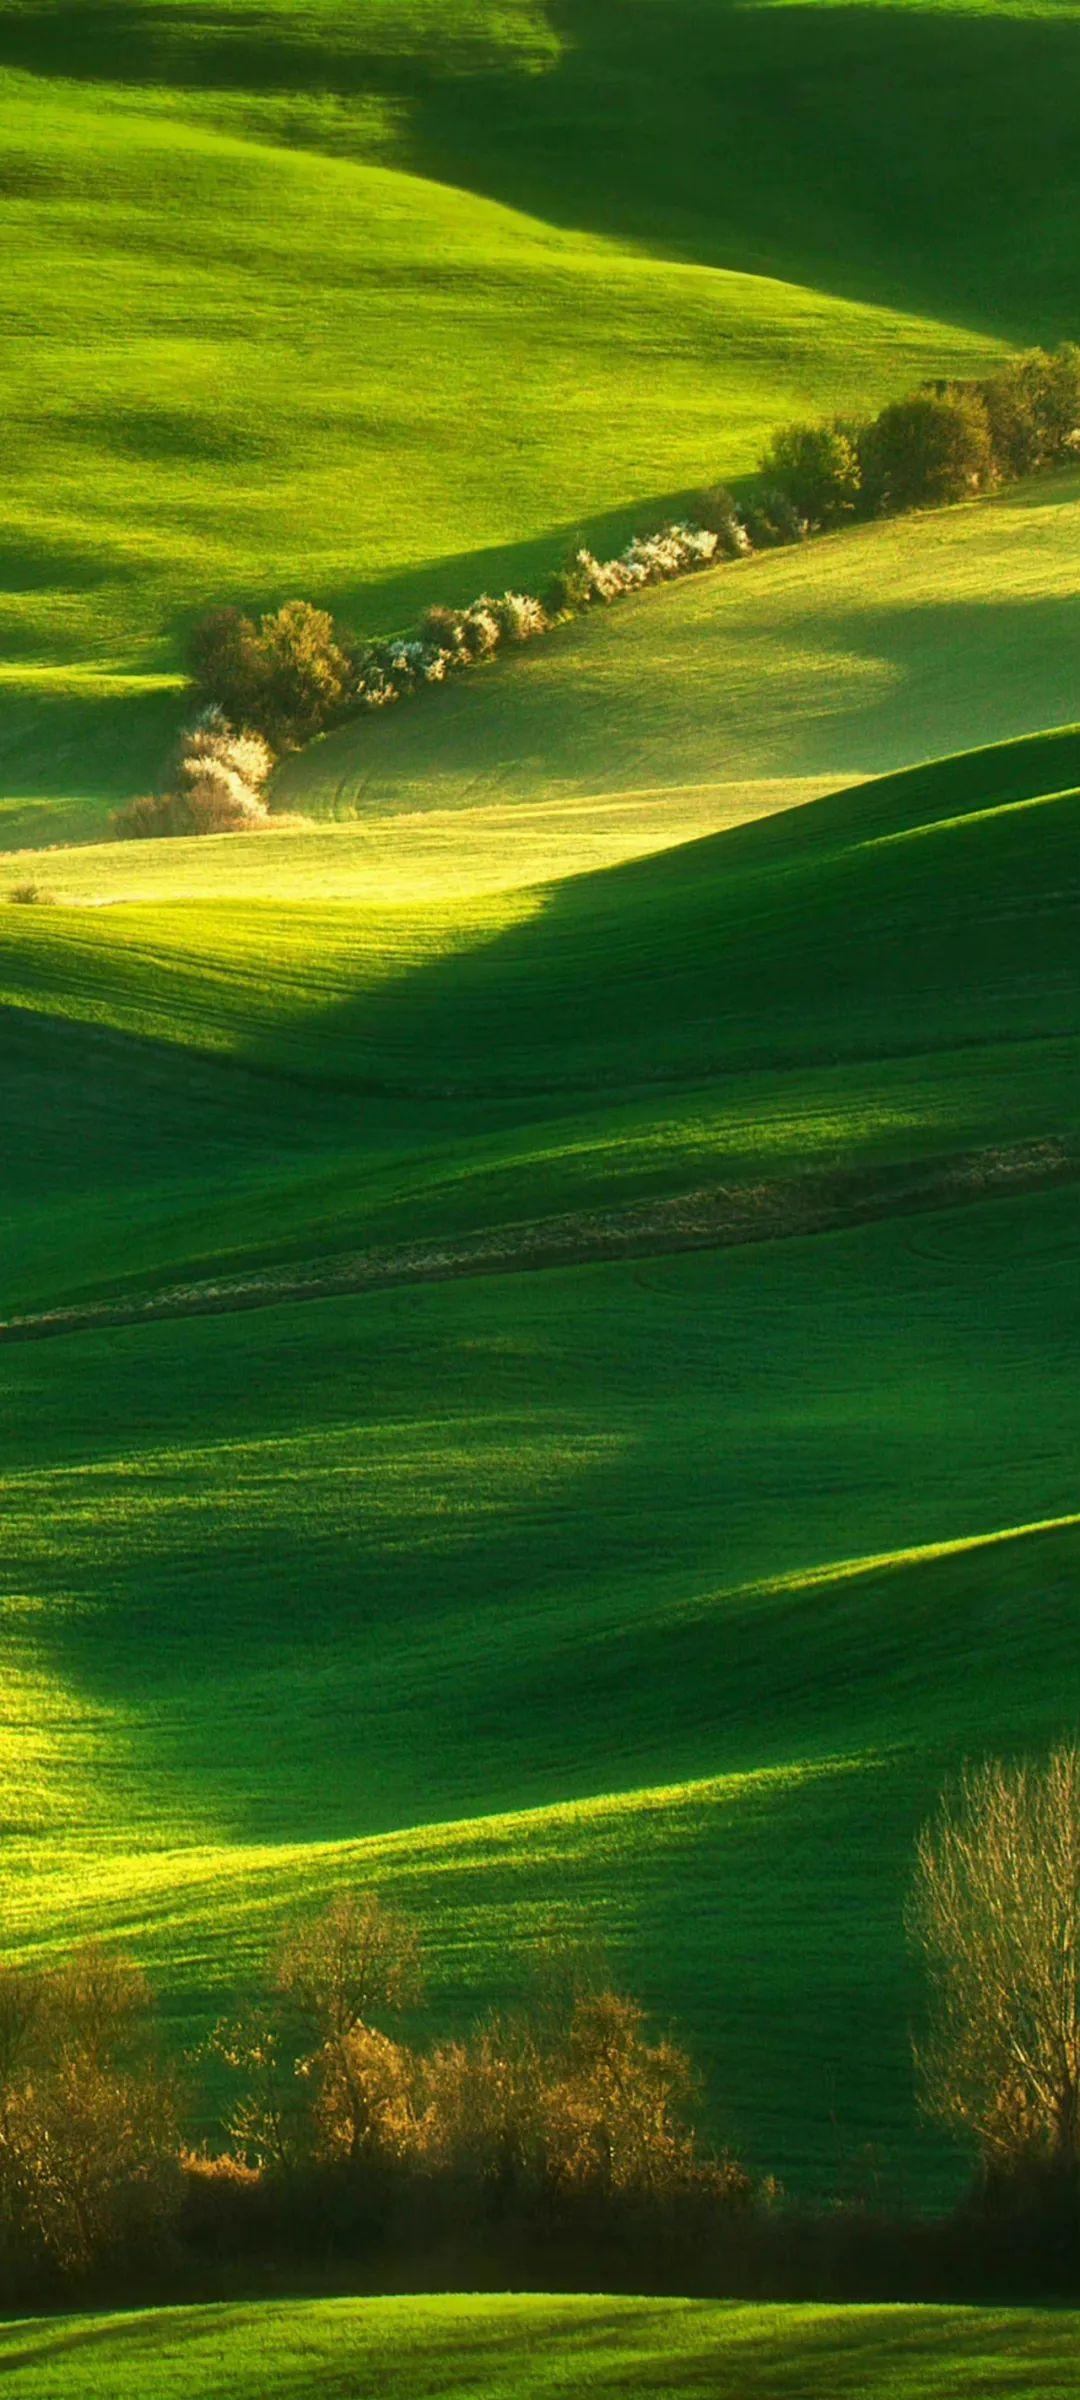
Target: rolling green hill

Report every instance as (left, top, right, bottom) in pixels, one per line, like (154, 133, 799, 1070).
(5, 2296, 1080, 2399)
(276, 471, 1080, 841)
(0, 46, 994, 843)
(2, 729, 1077, 2198)
(6, 0, 1080, 838)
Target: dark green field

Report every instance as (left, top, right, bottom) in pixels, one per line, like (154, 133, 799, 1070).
(3, 726, 1076, 2201)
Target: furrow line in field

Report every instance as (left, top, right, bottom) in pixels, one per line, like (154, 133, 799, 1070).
(1, 1137, 1072, 1346)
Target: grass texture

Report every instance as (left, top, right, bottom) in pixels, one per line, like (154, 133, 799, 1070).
(7, 0, 1080, 833)
(1, 728, 1077, 2198)
(277, 471, 1080, 839)
(4, 2296, 1080, 2399)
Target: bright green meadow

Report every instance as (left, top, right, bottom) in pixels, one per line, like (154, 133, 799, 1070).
(4, 2296, 1080, 2399)
(278, 472, 1080, 844)
(6, 0, 1080, 835)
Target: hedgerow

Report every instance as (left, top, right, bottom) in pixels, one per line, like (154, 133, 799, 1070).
(117, 345, 1080, 835)
(5, 1851, 1080, 2311)
(0, 1900, 755, 2302)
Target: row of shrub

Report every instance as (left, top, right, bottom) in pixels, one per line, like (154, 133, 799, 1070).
(760, 343, 1080, 529)
(5, 1857, 1080, 2307)
(113, 345, 1080, 837)
(0, 1894, 752, 2297)
(112, 521, 739, 835)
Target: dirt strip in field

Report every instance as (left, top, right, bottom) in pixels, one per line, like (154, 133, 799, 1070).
(2, 1138, 1072, 1345)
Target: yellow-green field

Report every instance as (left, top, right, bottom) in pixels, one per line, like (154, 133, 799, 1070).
(277, 471, 1080, 842)
(5, 0, 1080, 835)
(5, 2296, 1080, 2399)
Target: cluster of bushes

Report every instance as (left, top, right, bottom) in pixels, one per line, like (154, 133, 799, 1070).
(0, 1894, 753, 2303)
(182, 524, 728, 747)
(112, 344, 1080, 837)
(209, 1895, 744, 2211)
(111, 521, 741, 836)
(7, 1740, 1080, 2308)
(761, 344, 1080, 529)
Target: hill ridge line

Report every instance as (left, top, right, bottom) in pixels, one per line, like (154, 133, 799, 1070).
(3, 1135, 1071, 1346)
(738, 1507, 1080, 1606)
(11, 1755, 863, 1956)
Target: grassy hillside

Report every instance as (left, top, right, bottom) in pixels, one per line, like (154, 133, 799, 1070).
(0, 48, 995, 844)
(2, 730, 1077, 2196)
(278, 472, 1080, 835)
(5, 2296, 1080, 2398)
(6, 0, 1080, 836)
(2, 723, 1076, 1310)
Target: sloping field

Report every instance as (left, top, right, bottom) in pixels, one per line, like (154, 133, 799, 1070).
(4, 2296, 1080, 2399)
(5, 0, 1080, 836)
(0, 50, 994, 845)
(279, 472, 1080, 836)
(1, 731, 1077, 2196)
(2, 724, 1076, 1312)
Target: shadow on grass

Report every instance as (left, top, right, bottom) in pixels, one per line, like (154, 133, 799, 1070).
(0, 683, 185, 846)
(278, 577, 1080, 827)
(4, 0, 1080, 335)
(0, 2303, 260, 2376)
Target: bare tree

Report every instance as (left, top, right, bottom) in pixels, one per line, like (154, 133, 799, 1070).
(216, 1891, 426, 2169)
(0, 1947, 179, 2276)
(908, 1745, 1080, 2181)
(274, 1890, 423, 2048)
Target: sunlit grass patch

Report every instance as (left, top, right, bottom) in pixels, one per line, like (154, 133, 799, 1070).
(3, 2292, 1080, 2398)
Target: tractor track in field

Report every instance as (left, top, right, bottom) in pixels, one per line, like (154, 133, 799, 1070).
(1, 1138, 1073, 1347)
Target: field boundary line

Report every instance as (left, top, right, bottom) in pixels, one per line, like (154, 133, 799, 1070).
(1, 1137, 1072, 1346)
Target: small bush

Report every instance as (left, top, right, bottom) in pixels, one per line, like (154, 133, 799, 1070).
(172, 709, 273, 830)
(981, 346, 1080, 475)
(418, 604, 468, 660)
(185, 605, 265, 726)
(461, 601, 502, 658)
(113, 706, 273, 839)
(1035, 343, 1080, 457)
(978, 360, 1046, 481)
(740, 485, 805, 548)
(8, 881, 55, 904)
(179, 713, 273, 794)
(693, 485, 752, 556)
(491, 591, 549, 644)
(621, 524, 719, 584)
(114, 786, 257, 840)
(112, 792, 177, 840)
(540, 551, 595, 617)
(354, 646, 402, 710)
(172, 772, 268, 835)
(573, 547, 626, 603)
(760, 421, 862, 528)
(187, 599, 355, 750)
(254, 600, 356, 750)
(860, 388, 993, 513)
